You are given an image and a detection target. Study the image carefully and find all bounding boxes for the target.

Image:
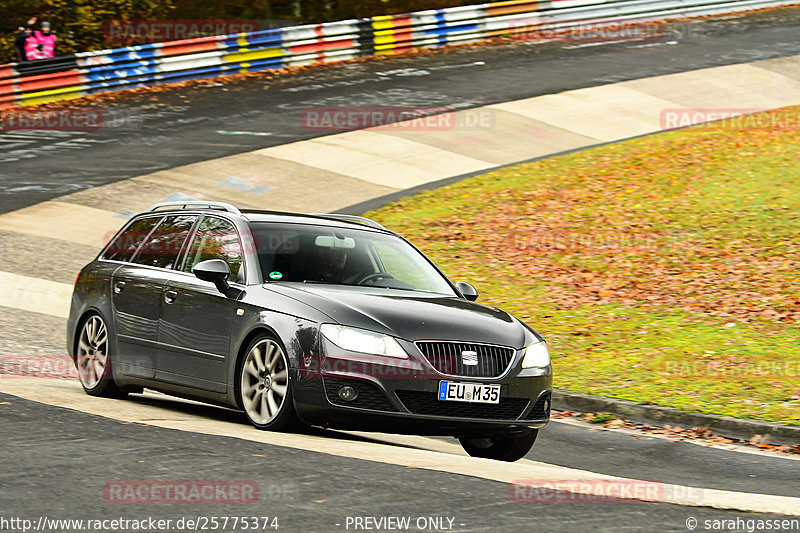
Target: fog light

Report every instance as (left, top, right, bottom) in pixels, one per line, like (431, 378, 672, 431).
(338, 385, 358, 402)
(543, 398, 550, 415)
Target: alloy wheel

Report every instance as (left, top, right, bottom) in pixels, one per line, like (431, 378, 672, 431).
(76, 315, 109, 389)
(240, 338, 289, 425)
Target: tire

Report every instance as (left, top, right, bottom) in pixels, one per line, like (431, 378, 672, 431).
(236, 334, 299, 432)
(459, 429, 538, 462)
(75, 313, 126, 398)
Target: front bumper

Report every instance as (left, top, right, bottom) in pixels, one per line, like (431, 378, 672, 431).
(292, 345, 552, 437)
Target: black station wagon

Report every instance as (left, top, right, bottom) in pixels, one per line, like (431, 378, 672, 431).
(68, 201, 552, 461)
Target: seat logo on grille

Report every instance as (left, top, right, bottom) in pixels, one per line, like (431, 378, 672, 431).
(461, 350, 478, 366)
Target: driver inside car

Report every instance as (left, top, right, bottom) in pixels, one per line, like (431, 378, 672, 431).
(317, 245, 351, 283)
(308, 234, 401, 287)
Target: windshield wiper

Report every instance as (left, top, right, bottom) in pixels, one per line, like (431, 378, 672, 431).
(298, 280, 417, 291)
(368, 284, 416, 292)
(299, 280, 361, 287)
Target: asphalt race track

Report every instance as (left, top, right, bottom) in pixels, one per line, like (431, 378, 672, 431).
(3, 8, 800, 213)
(1, 392, 797, 532)
(1, 7, 800, 533)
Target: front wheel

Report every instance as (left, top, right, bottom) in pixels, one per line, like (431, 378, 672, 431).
(75, 314, 125, 398)
(459, 429, 538, 462)
(236, 335, 299, 431)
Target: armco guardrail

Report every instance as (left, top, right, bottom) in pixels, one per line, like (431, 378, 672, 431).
(1, 0, 798, 109)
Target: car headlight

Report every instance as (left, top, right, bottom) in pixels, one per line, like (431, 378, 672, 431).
(521, 340, 550, 368)
(320, 324, 407, 358)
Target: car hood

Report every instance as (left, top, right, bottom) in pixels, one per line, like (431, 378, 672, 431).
(265, 283, 533, 348)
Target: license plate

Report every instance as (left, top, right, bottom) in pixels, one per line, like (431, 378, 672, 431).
(438, 381, 500, 404)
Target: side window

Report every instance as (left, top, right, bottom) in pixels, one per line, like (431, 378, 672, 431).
(132, 215, 197, 270)
(183, 216, 244, 282)
(103, 216, 162, 263)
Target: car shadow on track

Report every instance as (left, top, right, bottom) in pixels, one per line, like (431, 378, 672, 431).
(126, 390, 422, 449)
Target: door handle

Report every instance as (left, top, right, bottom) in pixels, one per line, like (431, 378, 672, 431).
(113, 281, 126, 294)
(164, 290, 178, 304)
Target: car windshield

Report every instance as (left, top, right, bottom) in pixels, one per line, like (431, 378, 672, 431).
(249, 222, 457, 295)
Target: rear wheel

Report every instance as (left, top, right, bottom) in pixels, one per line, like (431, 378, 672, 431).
(75, 314, 125, 398)
(459, 429, 538, 462)
(236, 335, 299, 431)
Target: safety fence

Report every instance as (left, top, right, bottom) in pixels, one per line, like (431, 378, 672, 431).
(1, 0, 798, 109)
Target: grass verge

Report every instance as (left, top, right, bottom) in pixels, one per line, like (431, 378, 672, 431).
(367, 106, 800, 425)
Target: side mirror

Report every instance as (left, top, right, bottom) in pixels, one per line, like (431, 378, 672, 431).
(193, 259, 231, 295)
(455, 281, 478, 301)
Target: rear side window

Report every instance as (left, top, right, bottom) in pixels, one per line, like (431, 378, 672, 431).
(132, 215, 197, 269)
(183, 216, 243, 282)
(103, 216, 161, 262)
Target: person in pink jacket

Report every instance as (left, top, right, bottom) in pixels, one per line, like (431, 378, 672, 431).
(24, 30, 45, 60)
(34, 21, 57, 59)
(14, 17, 37, 61)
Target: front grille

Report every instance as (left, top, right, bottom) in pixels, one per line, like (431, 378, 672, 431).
(396, 390, 529, 420)
(415, 341, 515, 378)
(323, 378, 396, 412)
(524, 392, 551, 419)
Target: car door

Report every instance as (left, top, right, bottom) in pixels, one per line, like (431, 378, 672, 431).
(107, 215, 163, 378)
(156, 215, 245, 392)
(111, 215, 197, 378)
(111, 214, 198, 379)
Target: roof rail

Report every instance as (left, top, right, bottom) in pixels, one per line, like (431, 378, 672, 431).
(147, 201, 242, 216)
(312, 213, 387, 231)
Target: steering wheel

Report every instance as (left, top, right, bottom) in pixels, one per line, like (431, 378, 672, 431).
(357, 272, 395, 285)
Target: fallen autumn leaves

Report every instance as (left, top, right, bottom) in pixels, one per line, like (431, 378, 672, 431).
(369, 106, 800, 425)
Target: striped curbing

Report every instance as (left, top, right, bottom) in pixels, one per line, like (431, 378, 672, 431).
(0, 201, 123, 248)
(0, 272, 72, 319)
(257, 130, 496, 188)
(491, 86, 678, 141)
(624, 63, 800, 109)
